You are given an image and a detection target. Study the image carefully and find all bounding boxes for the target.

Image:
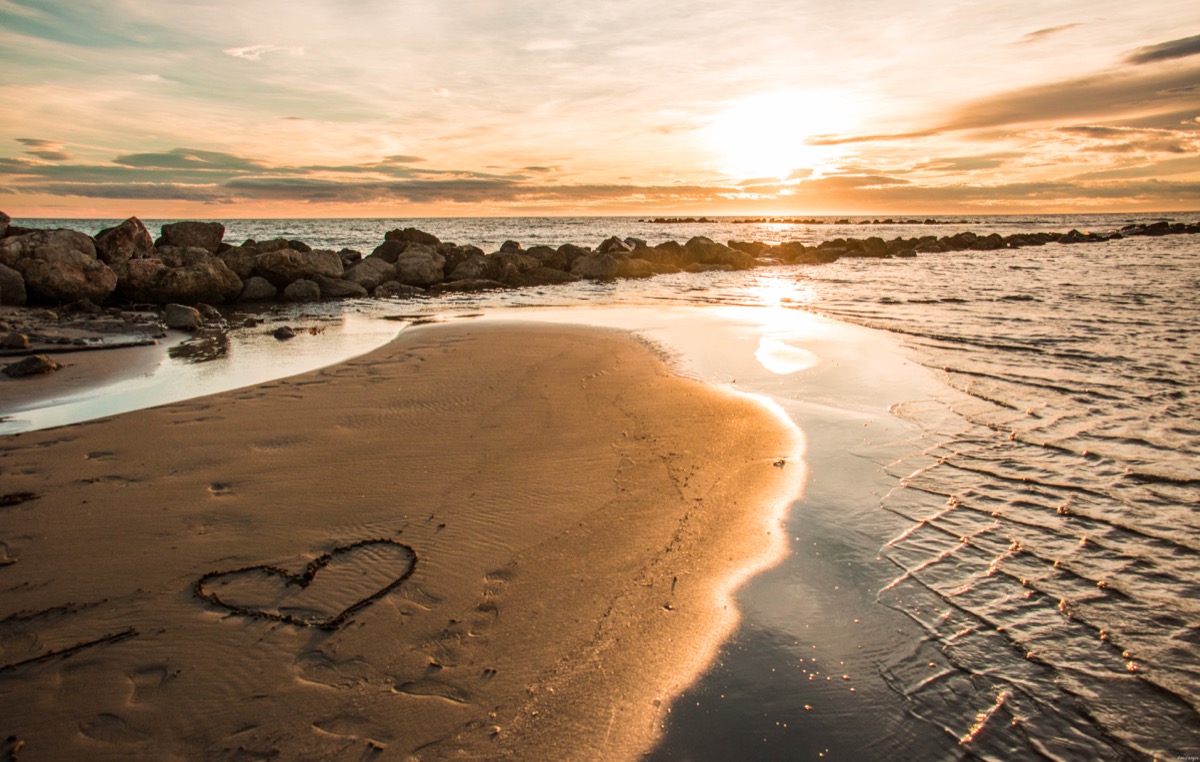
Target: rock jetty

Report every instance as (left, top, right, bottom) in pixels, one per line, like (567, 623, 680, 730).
(1, 213, 1196, 313)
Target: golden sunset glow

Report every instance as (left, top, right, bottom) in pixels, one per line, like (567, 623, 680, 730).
(0, 2, 1197, 216)
(704, 90, 862, 180)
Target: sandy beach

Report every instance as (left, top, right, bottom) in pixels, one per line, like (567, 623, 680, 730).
(0, 320, 800, 760)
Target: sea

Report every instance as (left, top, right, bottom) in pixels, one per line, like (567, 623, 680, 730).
(9, 213, 1200, 760)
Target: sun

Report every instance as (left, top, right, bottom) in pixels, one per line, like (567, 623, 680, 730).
(703, 89, 862, 180)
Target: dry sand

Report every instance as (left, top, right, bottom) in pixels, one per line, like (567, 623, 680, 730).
(0, 321, 799, 761)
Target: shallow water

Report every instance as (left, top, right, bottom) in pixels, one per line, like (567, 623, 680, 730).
(5, 213, 1199, 759)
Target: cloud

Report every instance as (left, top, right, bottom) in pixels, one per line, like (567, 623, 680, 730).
(1124, 34, 1200, 65)
(1016, 24, 1082, 45)
(15, 138, 71, 161)
(522, 39, 574, 52)
(112, 148, 268, 171)
(222, 44, 304, 61)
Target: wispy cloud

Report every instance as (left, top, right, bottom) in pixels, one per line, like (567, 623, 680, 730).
(1017, 24, 1082, 45)
(222, 44, 304, 61)
(1124, 33, 1200, 65)
(15, 138, 71, 161)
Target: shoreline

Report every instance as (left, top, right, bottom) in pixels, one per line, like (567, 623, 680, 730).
(0, 320, 802, 759)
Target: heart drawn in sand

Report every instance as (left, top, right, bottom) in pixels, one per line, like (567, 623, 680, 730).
(194, 539, 417, 629)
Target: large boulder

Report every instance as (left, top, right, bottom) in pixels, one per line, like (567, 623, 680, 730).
(384, 227, 441, 247)
(597, 236, 634, 254)
(4, 354, 62, 378)
(571, 251, 624, 281)
(0, 211, 8, 237)
(370, 240, 408, 264)
(557, 244, 590, 270)
(525, 245, 567, 272)
(0, 229, 116, 304)
(439, 244, 486, 276)
(254, 247, 343, 288)
(447, 253, 500, 282)
(283, 279, 321, 302)
(163, 303, 203, 331)
(343, 257, 397, 291)
(158, 221, 225, 252)
(492, 251, 541, 273)
(0, 263, 26, 306)
(314, 274, 368, 299)
(393, 246, 446, 287)
(95, 217, 154, 266)
(124, 248, 242, 304)
(616, 258, 656, 279)
(238, 276, 277, 301)
(218, 246, 257, 279)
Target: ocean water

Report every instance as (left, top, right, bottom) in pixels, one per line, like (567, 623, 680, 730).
(10, 213, 1200, 759)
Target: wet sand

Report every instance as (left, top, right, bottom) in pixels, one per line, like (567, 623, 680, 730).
(0, 321, 800, 760)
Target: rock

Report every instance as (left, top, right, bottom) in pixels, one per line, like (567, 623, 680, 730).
(373, 281, 425, 299)
(238, 276, 277, 301)
(597, 236, 634, 254)
(3, 331, 30, 350)
(439, 244, 486, 276)
(218, 246, 257, 279)
(393, 246, 446, 287)
(447, 253, 500, 282)
(254, 248, 343, 288)
(273, 326, 296, 340)
(283, 279, 321, 302)
(728, 240, 768, 256)
(525, 245, 567, 271)
(314, 274, 369, 299)
(63, 298, 102, 314)
(253, 238, 292, 254)
(0, 210, 8, 237)
(3, 354, 62, 377)
(196, 303, 223, 321)
(370, 240, 408, 264)
(158, 221, 225, 252)
(0, 230, 117, 304)
(163, 303, 203, 331)
(571, 251, 623, 280)
(95, 217, 155, 266)
(510, 267, 580, 286)
(492, 251, 541, 273)
(0, 263, 26, 306)
(557, 244, 591, 270)
(430, 279, 508, 294)
(499, 240, 522, 253)
(122, 248, 243, 304)
(385, 227, 441, 247)
(616, 258, 656, 279)
(860, 236, 889, 257)
(337, 248, 363, 267)
(344, 257, 397, 291)
(624, 237, 648, 250)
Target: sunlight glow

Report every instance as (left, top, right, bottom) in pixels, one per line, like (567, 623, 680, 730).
(703, 89, 863, 180)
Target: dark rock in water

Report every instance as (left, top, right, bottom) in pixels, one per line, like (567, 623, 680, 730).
(196, 303, 222, 321)
(158, 221, 225, 253)
(344, 257, 397, 291)
(384, 227, 441, 247)
(616, 258, 656, 279)
(597, 236, 633, 254)
(283, 278, 321, 302)
(370, 239, 408, 263)
(499, 240, 522, 253)
(287, 239, 312, 253)
(393, 246, 446, 287)
(0, 210, 8, 237)
(503, 266, 581, 288)
(439, 244, 486, 276)
(273, 326, 296, 340)
(254, 248, 343, 288)
(557, 244, 590, 270)
(163, 303, 203, 331)
(0, 263, 27, 306)
(314, 274, 368, 299)
(3, 354, 62, 377)
(218, 246, 257, 279)
(252, 238, 292, 254)
(373, 281, 425, 299)
(492, 251, 541, 274)
(95, 217, 154, 266)
(571, 251, 624, 280)
(860, 236, 889, 257)
(0, 229, 117, 304)
(430, 279, 508, 294)
(238, 276, 277, 302)
(121, 248, 243, 304)
(64, 298, 102, 314)
(525, 245, 567, 271)
(447, 253, 500, 282)
(3, 331, 30, 349)
(728, 240, 768, 256)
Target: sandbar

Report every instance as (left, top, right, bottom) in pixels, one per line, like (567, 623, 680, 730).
(0, 321, 799, 760)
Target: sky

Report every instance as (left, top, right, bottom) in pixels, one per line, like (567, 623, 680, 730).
(1, 0, 1198, 217)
